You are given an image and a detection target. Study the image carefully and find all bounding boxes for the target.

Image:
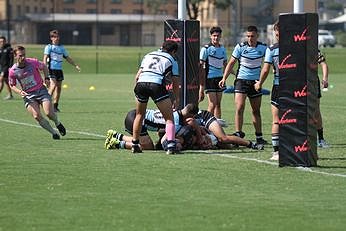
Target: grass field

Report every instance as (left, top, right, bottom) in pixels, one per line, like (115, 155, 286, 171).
(0, 46, 346, 231)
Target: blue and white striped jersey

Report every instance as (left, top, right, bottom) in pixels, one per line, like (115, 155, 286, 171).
(43, 44, 69, 70)
(137, 50, 179, 85)
(232, 41, 267, 81)
(264, 43, 279, 86)
(200, 44, 227, 78)
(144, 109, 183, 132)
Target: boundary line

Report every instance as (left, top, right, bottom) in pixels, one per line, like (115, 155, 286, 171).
(1, 117, 346, 178)
(0, 118, 105, 138)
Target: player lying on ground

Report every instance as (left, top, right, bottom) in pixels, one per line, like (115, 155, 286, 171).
(104, 104, 199, 151)
(193, 110, 264, 150)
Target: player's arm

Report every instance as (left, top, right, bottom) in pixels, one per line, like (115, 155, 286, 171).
(8, 72, 27, 97)
(43, 54, 49, 66)
(41, 63, 49, 81)
(66, 56, 81, 72)
(186, 117, 204, 145)
(198, 60, 206, 102)
(254, 62, 271, 92)
(219, 57, 236, 88)
(320, 60, 329, 88)
(134, 68, 142, 83)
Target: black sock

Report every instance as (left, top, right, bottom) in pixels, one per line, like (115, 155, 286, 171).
(318, 128, 324, 141)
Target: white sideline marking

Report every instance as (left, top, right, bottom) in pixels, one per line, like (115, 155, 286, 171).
(0, 118, 105, 138)
(217, 154, 346, 178)
(1, 117, 346, 178)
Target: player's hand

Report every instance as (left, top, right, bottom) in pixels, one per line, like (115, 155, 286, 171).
(322, 79, 328, 88)
(254, 80, 262, 92)
(75, 65, 81, 72)
(172, 99, 179, 110)
(45, 78, 50, 88)
(199, 90, 205, 103)
(218, 79, 226, 88)
(20, 90, 28, 97)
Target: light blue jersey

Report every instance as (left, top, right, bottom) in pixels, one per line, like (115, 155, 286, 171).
(264, 43, 279, 86)
(43, 44, 69, 70)
(144, 109, 183, 132)
(232, 42, 267, 81)
(137, 50, 179, 85)
(200, 44, 227, 79)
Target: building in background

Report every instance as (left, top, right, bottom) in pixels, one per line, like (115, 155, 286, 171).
(0, 0, 177, 46)
(0, 0, 322, 46)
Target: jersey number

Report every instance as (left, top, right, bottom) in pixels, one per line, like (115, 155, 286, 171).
(148, 57, 160, 70)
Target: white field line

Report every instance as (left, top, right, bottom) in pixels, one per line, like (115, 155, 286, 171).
(0, 118, 105, 138)
(1, 117, 346, 178)
(216, 154, 346, 178)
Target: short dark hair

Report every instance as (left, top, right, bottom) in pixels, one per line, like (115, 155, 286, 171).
(210, 26, 222, 35)
(247, 25, 258, 33)
(273, 21, 279, 31)
(162, 40, 178, 53)
(0, 36, 6, 41)
(49, 29, 59, 37)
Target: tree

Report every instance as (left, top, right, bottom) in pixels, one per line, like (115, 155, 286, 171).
(187, 0, 233, 20)
(144, 0, 162, 14)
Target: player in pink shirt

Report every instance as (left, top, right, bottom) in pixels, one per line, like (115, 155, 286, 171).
(9, 45, 66, 139)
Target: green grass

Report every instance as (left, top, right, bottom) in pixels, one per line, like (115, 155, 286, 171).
(1, 46, 346, 231)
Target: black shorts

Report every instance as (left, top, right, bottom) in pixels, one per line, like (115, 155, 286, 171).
(205, 77, 225, 93)
(234, 79, 262, 98)
(317, 78, 321, 98)
(196, 110, 217, 130)
(134, 82, 170, 103)
(49, 69, 64, 81)
(271, 85, 279, 108)
(124, 109, 148, 136)
(0, 69, 9, 79)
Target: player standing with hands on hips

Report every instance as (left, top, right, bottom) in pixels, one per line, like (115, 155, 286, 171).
(9, 46, 66, 139)
(131, 40, 180, 154)
(43, 30, 81, 112)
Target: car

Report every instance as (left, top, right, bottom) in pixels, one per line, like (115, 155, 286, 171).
(318, 30, 336, 47)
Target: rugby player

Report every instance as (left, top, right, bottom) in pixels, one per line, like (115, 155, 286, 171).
(199, 26, 228, 125)
(9, 46, 66, 139)
(219, 25, 267, 145)
(255, 21, 280, 160)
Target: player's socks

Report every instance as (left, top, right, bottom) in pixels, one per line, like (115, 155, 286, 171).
(165, 121, 175, 141)
(256, 132, 268, 144)
(317, 128, 324, 140)
(38, 117, 57, 135)
(233, 131, 245, 138)
(113, 131, 124, 141)
(272, 133, 279, 152)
